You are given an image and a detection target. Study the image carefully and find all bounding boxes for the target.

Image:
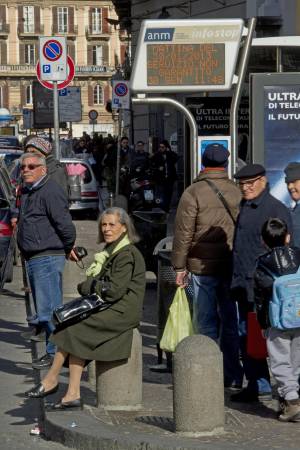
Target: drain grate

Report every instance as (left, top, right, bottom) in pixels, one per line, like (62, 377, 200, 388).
(136, 416, 174, 432)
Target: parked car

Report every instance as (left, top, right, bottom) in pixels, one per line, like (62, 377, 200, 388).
(0, 149, 23, 170)
(60, 158, 99, 214)
(0, 159, 16, 287)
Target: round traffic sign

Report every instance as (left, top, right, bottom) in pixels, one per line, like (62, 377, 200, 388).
(114, 82, 128, 97)
(88, 109, 98, 120)
(42, 39, 63, 62)
(36, 56, 75, 90)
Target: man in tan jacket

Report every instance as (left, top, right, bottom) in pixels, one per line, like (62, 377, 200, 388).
(171, 143, 243, 389)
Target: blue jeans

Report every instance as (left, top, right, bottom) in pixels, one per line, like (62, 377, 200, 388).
(191, 274, 243, 385)
(26, 255, 66, 355)
(237, 300, 271, 394)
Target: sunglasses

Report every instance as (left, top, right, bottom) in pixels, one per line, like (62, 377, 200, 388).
(20, 164, 43, 171)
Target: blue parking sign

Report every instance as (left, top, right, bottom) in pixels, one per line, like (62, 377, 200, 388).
(42, 65, 51, 73)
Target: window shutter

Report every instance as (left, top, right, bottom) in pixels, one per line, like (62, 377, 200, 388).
(19, 44, 25, 64)
(87, 45, 93, 65)
(88, 84, 93, 106)
(0, 5, 6, 23)
(102, 8, 109, 34)
(34, 43, 38, 64)
(120, 44, 126, 65)
(34, 6, 41, 33)
(69, 7, 74, 33)
(18, 5, 24, 33)
(1, 41, 7, 64)
(88, 8, 93, 33)
(104, 84, 110, 104)
(67, 42, 75, 63)
(52, 7, 58, 33)
(3, 84, 8, 108)
(20, 85, 26, 107)
(103, 45, 109, 66)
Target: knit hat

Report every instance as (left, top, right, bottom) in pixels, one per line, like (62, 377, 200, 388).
(284, 162, 300, 183)
(25, 137, 52, 156)
(202, 143, 230, 168)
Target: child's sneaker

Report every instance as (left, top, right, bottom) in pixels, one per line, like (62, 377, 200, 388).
(278, 399, 300, 422)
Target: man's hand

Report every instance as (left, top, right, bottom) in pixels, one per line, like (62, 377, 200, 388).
(10, 217, 18, 231)
(68, 248, 79, 262)
(175, 270, 188, 288)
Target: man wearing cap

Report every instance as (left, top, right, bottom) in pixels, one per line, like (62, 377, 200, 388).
(231, 163, 293, 402)
(17, 152, 76, 369)
(24, 136, 69, 198)
(172, 143, 243, 389)
(284, 162, 300, 247)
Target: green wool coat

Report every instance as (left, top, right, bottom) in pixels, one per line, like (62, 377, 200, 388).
(50, 241, 146, 361)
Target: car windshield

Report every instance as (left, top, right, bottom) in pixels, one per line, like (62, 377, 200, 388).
(1, 153, 22, 169)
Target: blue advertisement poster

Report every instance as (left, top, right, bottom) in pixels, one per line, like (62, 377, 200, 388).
(264, 84, 300, 206)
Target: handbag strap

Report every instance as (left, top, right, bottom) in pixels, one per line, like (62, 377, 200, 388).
(202, 178, 236, 225)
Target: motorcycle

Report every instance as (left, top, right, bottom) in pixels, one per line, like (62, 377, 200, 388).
(129, 168, 163, 212)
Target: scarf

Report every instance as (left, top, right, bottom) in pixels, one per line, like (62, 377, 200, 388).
(85, 234, 131, 277)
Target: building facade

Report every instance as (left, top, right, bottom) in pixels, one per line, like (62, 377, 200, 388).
(0, 1, 129, 137)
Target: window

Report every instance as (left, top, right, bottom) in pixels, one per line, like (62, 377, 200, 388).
(23, 6, 34, 33)
(92, 45, 103, 65)
(26, 85, 33, 105)
(93, 85, 103, 105)
(92, 8, 102, 33)
(25, 44, 35, 64)
(58, 7, 68, 33)
(0, 87, 3, 108)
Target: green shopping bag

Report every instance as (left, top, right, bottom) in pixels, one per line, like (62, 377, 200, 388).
(160, 287, 194, 352)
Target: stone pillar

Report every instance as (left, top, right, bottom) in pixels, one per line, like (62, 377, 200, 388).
(96, 328, 142, 410)
(87, 361, 96, 388)
(173, 335, 224, 437)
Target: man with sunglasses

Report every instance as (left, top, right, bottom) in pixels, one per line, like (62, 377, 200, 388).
(17, 153, 76, 369)
(231, 163, 292, 403)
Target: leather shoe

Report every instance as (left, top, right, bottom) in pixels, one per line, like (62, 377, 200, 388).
(26, 383, 59, 398)
(50, 398, 83, 411)
(32, 353, 54, 370)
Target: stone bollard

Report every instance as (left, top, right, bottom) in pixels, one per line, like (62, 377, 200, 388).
(96, 328, 142, 410)
(173, 335, 224, 437)
(87, 361, 96, 388)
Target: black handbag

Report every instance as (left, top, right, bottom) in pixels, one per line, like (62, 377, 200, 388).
(52, 294, 110, 330)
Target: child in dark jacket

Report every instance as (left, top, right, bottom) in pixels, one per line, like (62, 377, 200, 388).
(254, 217, 300, 422)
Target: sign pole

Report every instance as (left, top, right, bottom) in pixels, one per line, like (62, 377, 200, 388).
(53, 81, 60, 159)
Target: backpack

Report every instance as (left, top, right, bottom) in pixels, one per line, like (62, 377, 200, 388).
(268, 266, 300, 330)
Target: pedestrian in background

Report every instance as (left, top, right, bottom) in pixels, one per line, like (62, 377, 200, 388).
(231, 164, 293, 403)
(17, 152, 76, 370)
(151, 139, 177, 212)
(172, 144, 243, 389)
(284, 162, 300, 246)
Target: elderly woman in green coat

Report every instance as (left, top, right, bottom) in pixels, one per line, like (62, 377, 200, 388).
(26, 207, 146, 410)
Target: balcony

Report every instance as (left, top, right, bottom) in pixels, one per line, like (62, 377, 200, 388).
(85, 26, 110, 41)
(0, 23, 10, 38)
(0, 64, 36, 74)
(52, 25, 78, 39)
(18, 24, 44, 38)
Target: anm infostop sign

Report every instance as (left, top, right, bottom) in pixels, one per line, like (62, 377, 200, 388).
(130, 19, 244, 93)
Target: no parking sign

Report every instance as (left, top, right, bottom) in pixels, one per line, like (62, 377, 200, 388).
(39, 36, 67, 81)
(112, 81, 130, 110)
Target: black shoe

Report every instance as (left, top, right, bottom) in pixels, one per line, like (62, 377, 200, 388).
(49, 398, 83, 411)
(231, 388, 272, 403)
(32, 353, 54, 370)
(224, 381, 243, 391)
(26, 382, 59, 398)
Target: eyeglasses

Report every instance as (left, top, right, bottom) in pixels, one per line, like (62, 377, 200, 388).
(20, 164, 43, 171)
(238, 176, 262, 188)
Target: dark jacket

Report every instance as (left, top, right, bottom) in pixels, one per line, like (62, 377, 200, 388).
(171, 170, 241, 275)
(46, 154, 69, 199)
(291, 204, 300, 248)
(51, 239, 146, 362)
(17, 176, 76, 260)
(254, 246, 300, 329)
(150, 150, 178, 183)
(231, 188, 293, 302)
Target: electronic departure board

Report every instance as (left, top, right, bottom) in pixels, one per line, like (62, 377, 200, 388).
(147, 44, 225, 86)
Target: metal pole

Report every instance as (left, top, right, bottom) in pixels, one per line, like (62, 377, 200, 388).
(132, 96, 198, 186)
(115, 109, 122, 196)
(53, 81, 60, 160)
(276, 47, 283, 72)
(230, 17, 256, 178)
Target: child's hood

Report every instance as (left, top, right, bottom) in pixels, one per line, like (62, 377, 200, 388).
(258, 246, 300, 277)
